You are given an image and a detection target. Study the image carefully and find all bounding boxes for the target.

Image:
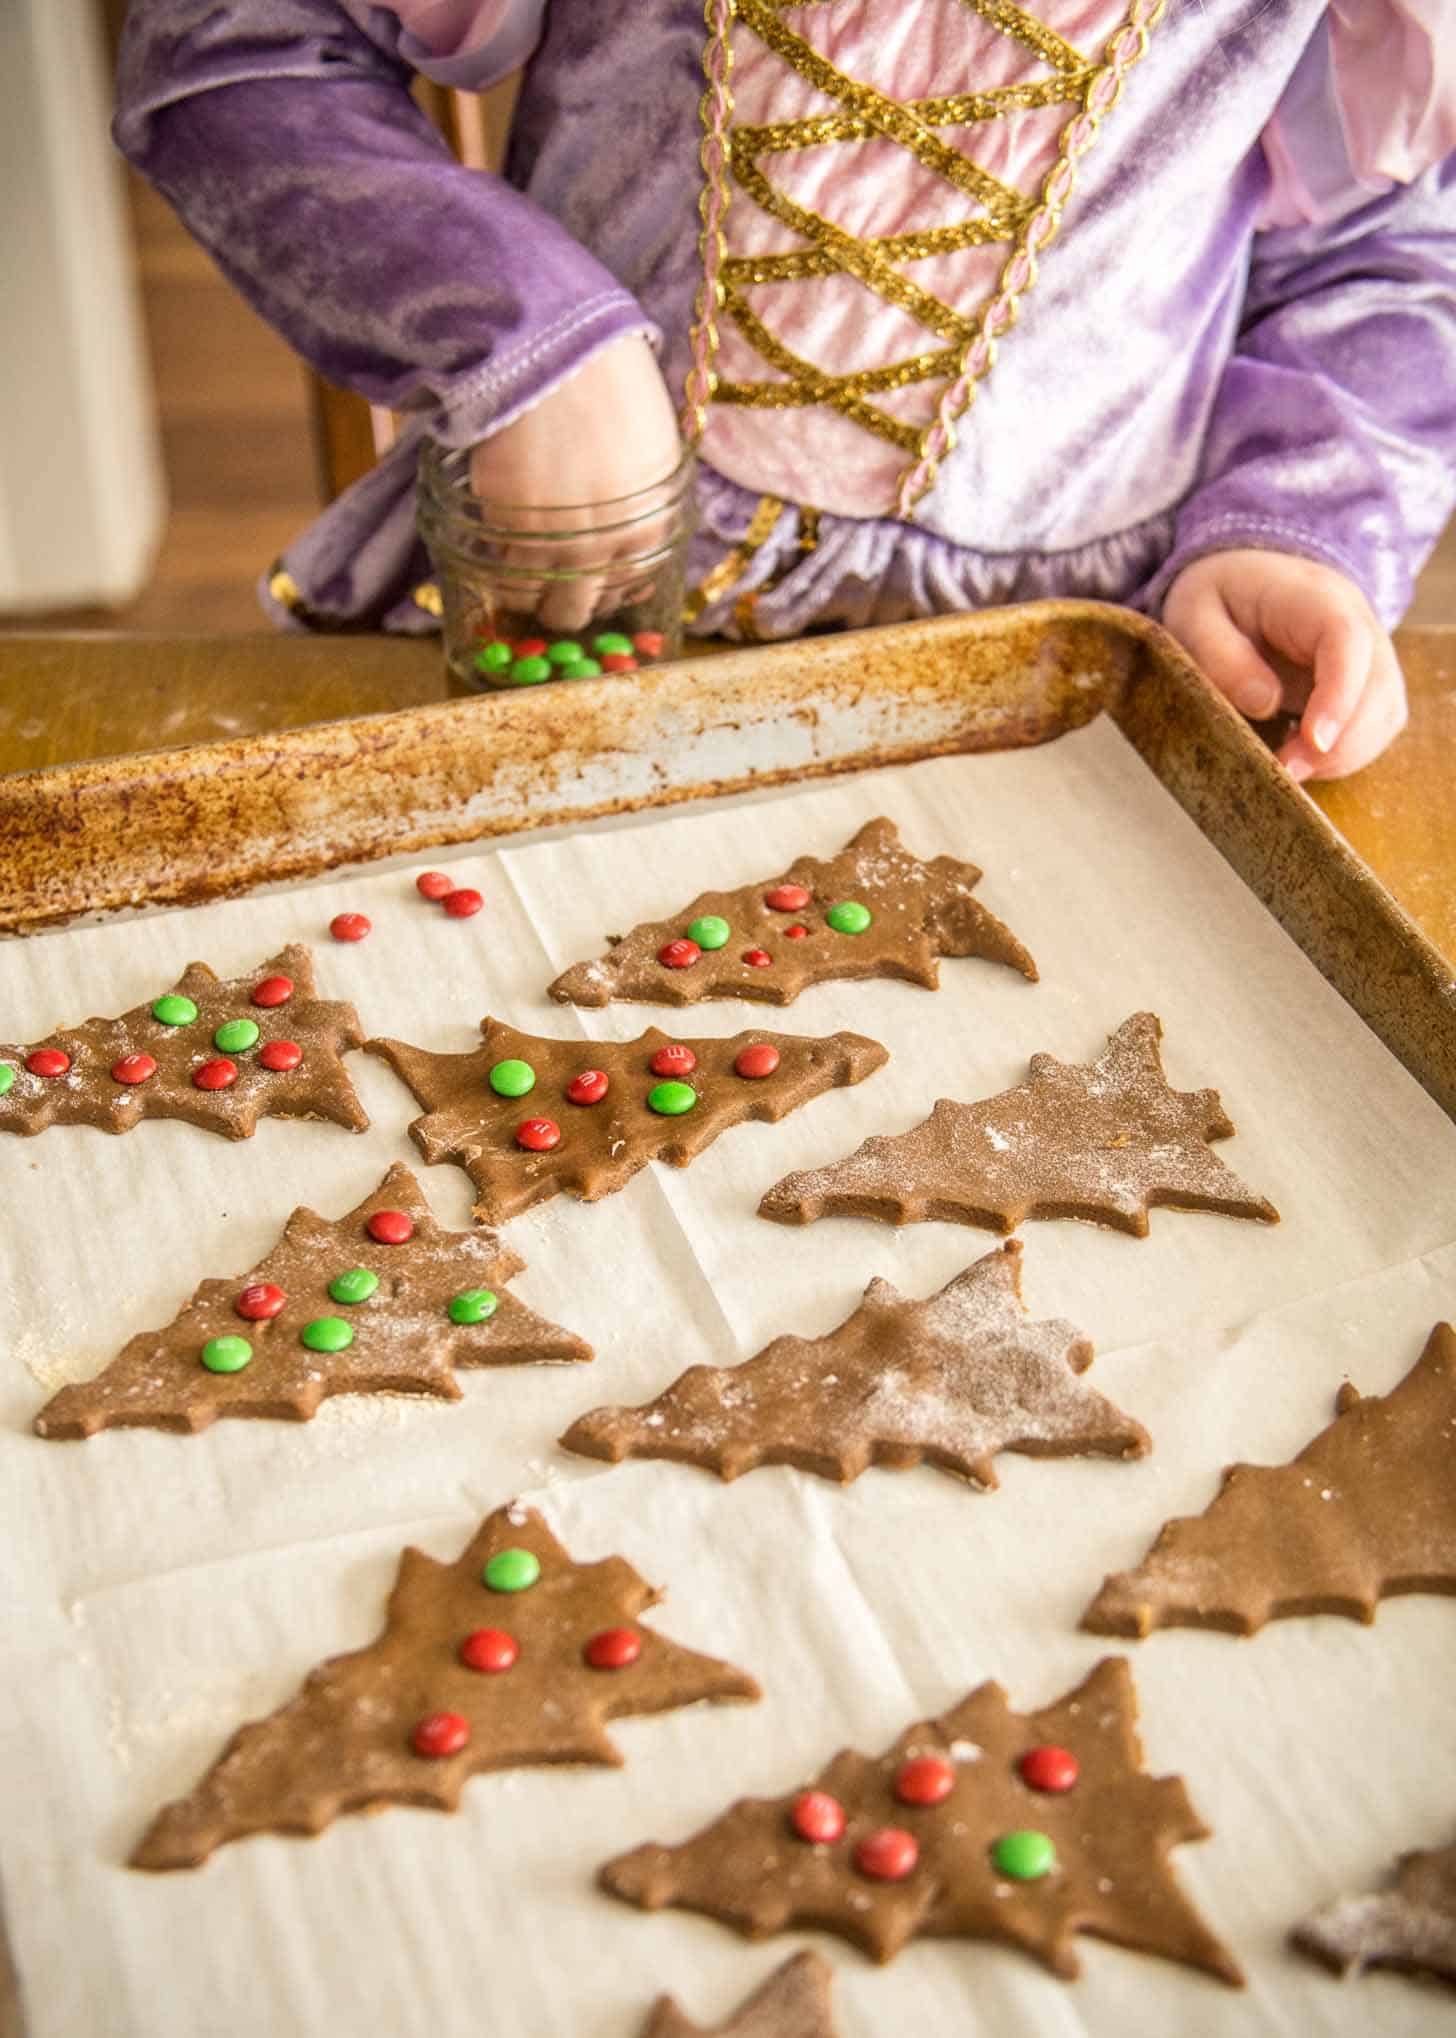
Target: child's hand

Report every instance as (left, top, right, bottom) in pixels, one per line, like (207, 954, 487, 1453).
(468, 335, 682, 630)
(1161, 550, 1407, 780)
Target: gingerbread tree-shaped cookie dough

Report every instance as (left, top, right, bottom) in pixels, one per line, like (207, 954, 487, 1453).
(132, 1503, 759, 1871)
(0, 944, 366, 1140)
(759, 1012, 1277, 1238)
(549, 817, 1036, 1008)
(603, 1655, 1241, 1985)
(563, 1241, 1148, 1488)
(368, 1019, 887, 1225)
(34, 1163, 590, 1440)
(643, 1952, 840, 2038)
(1293, 1834, 1456, 1987)
(1083, 1322, 1456, 1639)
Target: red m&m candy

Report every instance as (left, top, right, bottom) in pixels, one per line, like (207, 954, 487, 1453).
(734, 1043, 780, 1080)
(516, 1118, 561, 1153)
(367, 1209, 414, 1244)
(895, 1756, 955, 1806)
(111, 1054, 157, 1086)
(442, 888, 483, 919)
(1019, 1745, 1079, 1794)
(459, 1628, 518, 1674)
(583, 1628, 641, 1670)
(566, 1069, 609, 1106)
(193, 1058, 238, 1091)
(854, 1828, 919, 1881)
(416, 871, 454, 900)
(650, 1044, 697, 1078)
(600, 653, 638, 673)
(790, 1791, 846, 1845)
(26, 1049, 70, 1079)
(632, 631, 665, 657)
(742, 949, 773, 969)
(785, 925, 808, 940)
(259, 1039, 302, 1072)
(658, 938, 701, 970)
(764, 884, 810, 912)
(251, 975, 294, 1008)
(330, 912, 371, 943)
(513, 637, 547, 659)
(412, 1711, 470, 1759)
(236, 1283, 287, 1321)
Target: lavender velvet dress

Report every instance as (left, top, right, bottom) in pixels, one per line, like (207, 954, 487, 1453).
(114, 1, 1456, 638)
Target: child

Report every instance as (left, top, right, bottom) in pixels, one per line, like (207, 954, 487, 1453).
(115, 1, 1456, 779)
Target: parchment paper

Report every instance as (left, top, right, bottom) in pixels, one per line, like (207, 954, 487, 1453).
(2, 718, 1454, 2038)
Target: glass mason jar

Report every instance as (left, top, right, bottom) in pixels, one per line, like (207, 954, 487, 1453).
(417, 439, 696, 692)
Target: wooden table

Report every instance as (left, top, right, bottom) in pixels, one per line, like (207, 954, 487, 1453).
(1, 626, 1451, 962)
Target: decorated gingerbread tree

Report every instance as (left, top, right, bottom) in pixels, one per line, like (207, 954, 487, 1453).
(759, 1012, 1278, 1238)
(548, 817, 1036, 1008)
(602, 1656, 1241, 1985)
(1084, 1321, 1456, 1638)
(0, 943, 366, 1140)
(563, 1241, 1148, 1488)
(132, 1503, 760, 1871)
(642, 1952, 840, 2038)
(34, 1162, 590, 1440)
(1293, 1833, 1456, 1988)
(367, 1019, 887, 1225)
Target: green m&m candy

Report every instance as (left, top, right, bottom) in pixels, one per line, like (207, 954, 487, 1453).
(592, 632, 634, 656)
(826, 900, 873, 935)
(559, 657, 601, 679)
(0, 1064, 15, 1097)
(991, 1830, 1056, 1881)
(547, 640, 584, 665)
(475, 641, 512, 674)
(300, 1316, 354, 1353)
(484, 1547, 540, 1593)
(648, 1080, 697, 1117)
(201, 1335, 252, 1375)
(152, 994, 199, 1027)
(509, 655, 553, 685)
(687, 915, 731, 951)
(449, 1288, 498, 1325)
(213, 1018, 260, 1054)
(489, 1058, 536, 1098)
(328, 1267, 379, 1305)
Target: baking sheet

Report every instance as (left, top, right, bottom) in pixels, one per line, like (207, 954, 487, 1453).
(2, 717, 1454, 2037)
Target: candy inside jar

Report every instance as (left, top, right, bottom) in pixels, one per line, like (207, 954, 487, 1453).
(417, 440, 694, 693)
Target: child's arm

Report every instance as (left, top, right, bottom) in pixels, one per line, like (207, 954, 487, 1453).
(1153, 154, 1456, 779)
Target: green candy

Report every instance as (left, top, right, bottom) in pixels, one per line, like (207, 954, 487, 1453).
(449, 1287, 499, 1325)
(559, 658, 601, 679)
(201, 1335, 252, 1375)
(484, 1547, 540, 1593)
(687, 915, 731, 950)
(300, 1316, 354, 1354)
(648, 1080, 697, 1117)
(826, 900, 873, 936)
(547, 640, 584, 665)
(475, 641, 512, 673)
(508, 655, 553, 685)
(0, 1064, 15, 1097)
(213, 1018, 260, 1054)
(328, 1267, 379, 1305)
(992, 1831, 1056, 1881)
(152, 994, 199, 1027)
(489, 1058, 536, 1098)
(591, 632, 634, 656)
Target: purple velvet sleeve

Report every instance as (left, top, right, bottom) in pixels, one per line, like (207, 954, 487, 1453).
(1147, 152, 1456, 625)
(113, 1, 657, 445)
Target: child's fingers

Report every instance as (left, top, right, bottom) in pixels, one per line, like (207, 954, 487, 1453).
(1292, 604, 1376, 757)
(1163, 587, 1284, 720)
(1278, 635, 1407, 781)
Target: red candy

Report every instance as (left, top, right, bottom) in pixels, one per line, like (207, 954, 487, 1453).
(600, 653, 638, 673)
(25, 1049, 70, 1079)
(251, 974, 294, 1008)
(765, 884, 810, 912)
(259, 1039, 303, 1072)
(658, 938, 701, 970)
(367, 1209, 415, 1244)
(330, 912, 371, 943)
(111, 1053, 157, 1086)
(442, 888, 483, 919)
(583, 1627, 642, 1670)
(459, 1628, 518, 1674)
(650, 1044, 697, 1077)
(742, 949, 773, 968)
(513, 637, 547, 658)
(785, 925, 808, 940)
(854, 1828, 919, 1882)
(516, 1117, 561, 1153)
(790, 1791, 846, 1846)
(632, 631, 665, 657)
(411, 1711, 470, 1759)
(895, 1756, 955, 1807)
(236, 1283, 287, 1322)
(193, 1058, 238, 1091)
(415, 871, 454, 900)
(733, 1043, 781, 1080)
(566, 1069, 609, 1106)
(1019, 1744, 1080, 1794)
